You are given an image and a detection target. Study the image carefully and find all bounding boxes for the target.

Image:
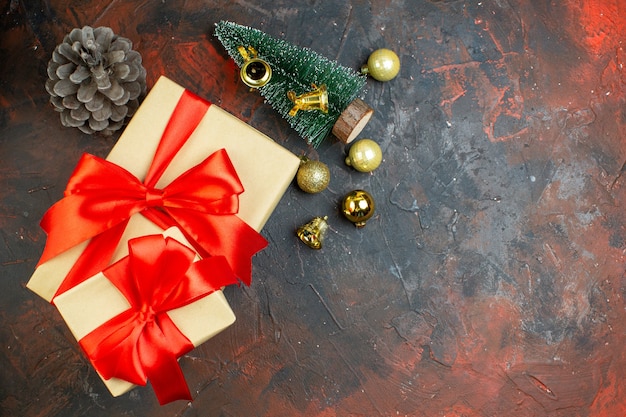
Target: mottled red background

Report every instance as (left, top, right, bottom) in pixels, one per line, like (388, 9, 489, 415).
(1, 0, 626, 416)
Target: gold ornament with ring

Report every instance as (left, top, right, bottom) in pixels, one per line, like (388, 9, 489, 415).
(342, 190, 375, 227)
(237, 45, 272, 88)
(297, 216, 329, 249)
(297, 157, 330, 193)
(361, 48, 400, 82)
(345, 138, 382, 172)
(287, 83, 328, 117)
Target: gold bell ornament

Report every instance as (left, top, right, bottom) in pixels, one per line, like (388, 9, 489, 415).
(361, 48, 400, 82)
(342, 190, 375, 227)
(237, 45, 272, 88)
(297, 157, 330, 193)
(345, 138, 382, 172)
(287, 84, 329, 117)
(297, 216, 329, 249)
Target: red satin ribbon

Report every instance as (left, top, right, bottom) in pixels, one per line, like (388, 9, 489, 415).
(38, 90, 267, 297)
(79, 234, 238, 405)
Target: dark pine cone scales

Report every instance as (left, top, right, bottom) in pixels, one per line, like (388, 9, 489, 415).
(45, 26, 147, 135)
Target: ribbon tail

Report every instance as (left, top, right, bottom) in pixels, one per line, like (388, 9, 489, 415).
(141, 315, 194, 404)
(53, 221, 129, 299)
(149, 355, 192, 405)
(170, 210, 267, 285)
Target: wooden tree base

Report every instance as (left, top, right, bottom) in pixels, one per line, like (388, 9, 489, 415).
(332, 98, 374, 144)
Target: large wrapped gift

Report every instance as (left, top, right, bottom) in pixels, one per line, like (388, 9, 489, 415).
(28, 75, 300, 302)
(55, 223, 237, 404)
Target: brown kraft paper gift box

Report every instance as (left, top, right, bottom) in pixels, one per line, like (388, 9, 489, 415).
(28, 74, 300, 301)
(54, 223, 236, 396)
(27, 75, 300, 396)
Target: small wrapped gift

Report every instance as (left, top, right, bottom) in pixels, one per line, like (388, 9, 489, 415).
(28, 75, 300, 302)
(54, 224, 238, 404)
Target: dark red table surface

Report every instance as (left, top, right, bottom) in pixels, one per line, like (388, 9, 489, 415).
(2, 1, 626, 416)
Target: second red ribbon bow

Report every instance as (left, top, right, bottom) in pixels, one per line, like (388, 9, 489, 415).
(79, 234, 238, 405)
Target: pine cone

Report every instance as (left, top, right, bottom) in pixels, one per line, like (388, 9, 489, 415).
(45, 26, 147, 135)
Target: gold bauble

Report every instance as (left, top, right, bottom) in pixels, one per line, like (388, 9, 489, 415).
(361, 48, 400, 82)
(297, 158, 330, 193)
(342, 190, 375, 227)
(345, 139, 382, 172)
(297, 216, 329, 249)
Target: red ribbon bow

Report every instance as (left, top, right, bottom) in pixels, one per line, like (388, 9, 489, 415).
(38, 90, 267, 297)
(79, 234, 238, 405)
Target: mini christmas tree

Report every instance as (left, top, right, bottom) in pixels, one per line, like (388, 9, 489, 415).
(215, 21, 372, 148)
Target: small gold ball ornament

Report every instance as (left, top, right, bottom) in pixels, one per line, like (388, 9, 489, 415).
(342, 190, 375, 227)
(345, 139, 382, 172)
(361, 48, 401, 82)
(297, 158, 330, 193)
